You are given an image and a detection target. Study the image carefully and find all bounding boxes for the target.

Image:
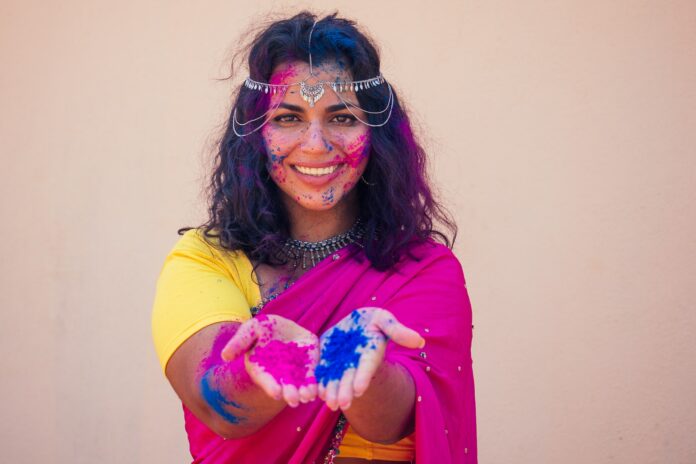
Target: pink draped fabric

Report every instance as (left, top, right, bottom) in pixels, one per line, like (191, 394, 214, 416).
(183, 240, 477, 463)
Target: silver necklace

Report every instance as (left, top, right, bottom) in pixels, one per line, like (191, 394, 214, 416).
(281, 219, 366, 270)
(250, 220, 366, 316)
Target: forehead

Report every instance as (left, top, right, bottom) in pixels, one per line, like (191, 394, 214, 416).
(267, 60, 357, 108)
(269, 60, 353, 85)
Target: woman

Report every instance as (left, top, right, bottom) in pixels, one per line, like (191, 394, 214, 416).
(152, 11, 477, 463)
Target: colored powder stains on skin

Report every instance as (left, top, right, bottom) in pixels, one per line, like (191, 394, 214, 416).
(322, 138, 333, 152)
(321, 186, 335, 205)
(200, 369, 245, 424)
(315, 324, 369, 385)
(343, 133, 370, 168)
(250, 340, 316, 387)
(199, 324, 239, 374)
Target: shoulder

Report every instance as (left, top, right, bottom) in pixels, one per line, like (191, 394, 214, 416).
(168, 229, 249, 268)
(162, 229, 258, 299)
(401, 239, 465, 278)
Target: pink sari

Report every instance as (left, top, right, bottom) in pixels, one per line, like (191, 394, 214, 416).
(183, 240, 477, 463)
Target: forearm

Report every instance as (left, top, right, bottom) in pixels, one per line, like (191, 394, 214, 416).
(342, 360, 416, 444)
(197, 355, 286, 439)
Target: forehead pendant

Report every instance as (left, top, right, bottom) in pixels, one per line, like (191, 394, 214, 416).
(232, 19, 394, 137)
(299, 81, 325, 107)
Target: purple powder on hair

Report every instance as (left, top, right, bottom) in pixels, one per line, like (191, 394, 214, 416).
(249, 340, 316, 387)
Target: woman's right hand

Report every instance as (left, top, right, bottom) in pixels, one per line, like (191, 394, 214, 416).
(221, 315, 319, 408)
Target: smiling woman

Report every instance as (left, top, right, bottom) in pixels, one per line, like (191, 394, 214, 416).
(152, 10, 477, 464)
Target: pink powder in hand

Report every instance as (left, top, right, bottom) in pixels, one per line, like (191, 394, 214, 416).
(249, 340, 316, 387)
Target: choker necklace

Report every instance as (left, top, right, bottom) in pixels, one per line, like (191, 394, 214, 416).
(281, 219, 366, 270)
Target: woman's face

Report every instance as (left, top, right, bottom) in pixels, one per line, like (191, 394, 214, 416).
(260, 60, 371, 212)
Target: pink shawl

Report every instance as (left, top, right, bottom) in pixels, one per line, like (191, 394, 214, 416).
(183, 240, 477, 463)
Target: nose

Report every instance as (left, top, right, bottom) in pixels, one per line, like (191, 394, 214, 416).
(299, 121, 330, 155)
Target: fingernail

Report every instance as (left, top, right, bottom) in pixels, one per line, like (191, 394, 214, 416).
(419, 338, 426, 349)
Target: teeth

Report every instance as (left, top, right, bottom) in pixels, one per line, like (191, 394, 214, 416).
(295, 165, 340, 176)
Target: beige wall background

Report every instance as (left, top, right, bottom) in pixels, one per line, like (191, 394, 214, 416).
(1, 1, 694, 462)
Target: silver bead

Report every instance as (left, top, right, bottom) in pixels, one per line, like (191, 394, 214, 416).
(425, 366, 431, 372)
(424, 328, 430, 333)
(332, 253, 340, 260)
(457, 366, 462, 372)
(296, 426, 302, 432)
(419, 352, 427, 359)
(417, 395, 422, 402)
(370, 296, 377, 301)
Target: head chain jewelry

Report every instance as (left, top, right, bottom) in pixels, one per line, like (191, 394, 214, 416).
(232, 20, 394, 137)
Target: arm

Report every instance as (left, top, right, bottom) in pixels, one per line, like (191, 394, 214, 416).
(341, 359, 417, 444)
(165, 321, 286, 439)
(317, 308, 424, 444)
(166, 315, 320, 439)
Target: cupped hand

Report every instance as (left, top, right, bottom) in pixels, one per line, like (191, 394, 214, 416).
(221, 315, 319, 407)
(316, 308, 425, 411)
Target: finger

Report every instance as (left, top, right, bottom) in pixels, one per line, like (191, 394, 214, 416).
(282, 383, 300, 408)
(324, 380, 341, 411)
(317, 381, 327, 402)
(221, 320, 258, 361)
(352, 346, 383, 397)
(298, 385, 311, 403)
(375, 311, 425, 349)
(246, 357, 282, 400)
(307, 382, 318, 401)
(337, 368, 357, 410)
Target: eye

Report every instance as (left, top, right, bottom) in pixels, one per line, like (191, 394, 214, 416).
(331, 114, 358, 125)
(273, 113, 301, 124)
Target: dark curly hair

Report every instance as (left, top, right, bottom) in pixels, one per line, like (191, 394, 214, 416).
(184, 11, 456, 271)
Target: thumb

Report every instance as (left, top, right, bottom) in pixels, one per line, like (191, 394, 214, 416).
(375, 311, 425, 350)
(221, 320, 258, 361)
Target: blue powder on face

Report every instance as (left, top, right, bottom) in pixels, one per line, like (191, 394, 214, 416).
(321, 186, 335, 205)
(200, 370, 244, 424)
(315, 325, 369, 385)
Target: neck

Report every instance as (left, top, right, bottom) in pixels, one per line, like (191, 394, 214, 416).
(283, 191, 359, 242)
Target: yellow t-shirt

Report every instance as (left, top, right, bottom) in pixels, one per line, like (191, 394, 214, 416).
(151, 229, 414, 461)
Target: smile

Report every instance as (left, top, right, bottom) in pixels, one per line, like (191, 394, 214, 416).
(293, 164, 343, 176)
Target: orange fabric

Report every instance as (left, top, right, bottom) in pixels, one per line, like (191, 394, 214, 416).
(339, 426, 414, 461)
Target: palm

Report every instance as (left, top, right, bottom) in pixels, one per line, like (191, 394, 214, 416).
(222, 315, 319, 407)
(317, 308, 424, 411)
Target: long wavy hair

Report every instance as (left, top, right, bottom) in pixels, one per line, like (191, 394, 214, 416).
(185, 11, 456, 271)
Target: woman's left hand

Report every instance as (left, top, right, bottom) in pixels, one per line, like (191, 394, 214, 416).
(316, 308, 425, 411)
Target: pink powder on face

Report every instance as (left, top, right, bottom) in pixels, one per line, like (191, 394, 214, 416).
(343, 133, 371, 168)
(249, 340, 316, 387)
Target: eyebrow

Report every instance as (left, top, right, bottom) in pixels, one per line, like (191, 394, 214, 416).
(277, 102, 358, 113)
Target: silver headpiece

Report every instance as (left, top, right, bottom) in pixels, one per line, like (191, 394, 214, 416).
(232, 20, 394, 137)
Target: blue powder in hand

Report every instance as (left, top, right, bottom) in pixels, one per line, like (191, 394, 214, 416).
(315, 325, 369, 385)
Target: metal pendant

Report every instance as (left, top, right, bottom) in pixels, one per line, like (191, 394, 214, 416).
(300, 81, 324, 107)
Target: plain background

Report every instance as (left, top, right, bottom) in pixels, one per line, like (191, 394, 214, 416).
(1, 1, 695, 463)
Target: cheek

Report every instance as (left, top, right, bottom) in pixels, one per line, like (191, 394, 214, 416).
(262, 127, 295, 183)
(341, 132, 371, 168)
